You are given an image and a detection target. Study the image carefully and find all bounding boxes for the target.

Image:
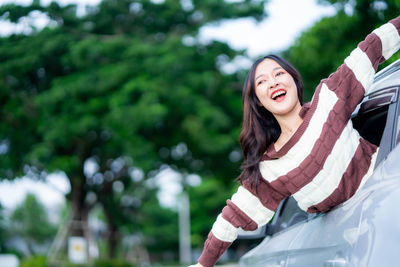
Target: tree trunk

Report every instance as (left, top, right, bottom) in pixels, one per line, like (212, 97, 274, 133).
(70, 176, 89, 236)
(47, 175, 92, 266)
(107, 223, 119, 258)
(102, 202, 120, 258)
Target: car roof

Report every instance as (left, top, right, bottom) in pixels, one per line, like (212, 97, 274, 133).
(369, 58, 400, 94)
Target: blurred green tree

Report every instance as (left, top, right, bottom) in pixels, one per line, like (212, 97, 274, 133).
(0, 0, 269, 259)
(134, 187, 179, 260)
(188, 177, 236, 248)
(284, 0, 400, 100)
(10, 193, 57, 255)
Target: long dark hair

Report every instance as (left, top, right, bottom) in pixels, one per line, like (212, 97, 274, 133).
(238, 55, 304, 188)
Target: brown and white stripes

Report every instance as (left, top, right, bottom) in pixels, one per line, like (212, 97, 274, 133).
(198, 16, 400, 267)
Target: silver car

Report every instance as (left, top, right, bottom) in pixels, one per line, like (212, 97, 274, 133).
(238, 59, 400, 267)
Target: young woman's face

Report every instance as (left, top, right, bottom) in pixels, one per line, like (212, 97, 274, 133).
(254, 58, 301, 117)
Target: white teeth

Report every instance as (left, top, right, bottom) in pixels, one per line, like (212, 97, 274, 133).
(271, 90, 286, 99)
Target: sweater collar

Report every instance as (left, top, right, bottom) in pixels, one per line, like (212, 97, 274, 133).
(262, 102, 311, 160)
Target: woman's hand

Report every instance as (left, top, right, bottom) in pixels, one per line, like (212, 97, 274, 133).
(188, 263, 204, 267)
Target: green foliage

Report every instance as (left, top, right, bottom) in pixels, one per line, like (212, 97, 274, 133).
(189, 178, 238, 247)
(60, 262, 93, 267)
(285, 0, 400, 101)
(10, 193, 57, 254)
(21, 250, 134, 267)
(0, 0, 267, 179)
(0, 0, 270, 259)
(93, 258, 133, 267)
(284, 11, 357, 100)
(134, 188, 179, 254)
(21, 255, 47, 267)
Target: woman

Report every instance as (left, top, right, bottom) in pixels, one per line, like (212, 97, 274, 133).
(190, 15, 400, 267)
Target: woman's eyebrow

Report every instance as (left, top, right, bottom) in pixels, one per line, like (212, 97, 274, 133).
(255, 67, 283, 81)
(255, 74, 264, 81)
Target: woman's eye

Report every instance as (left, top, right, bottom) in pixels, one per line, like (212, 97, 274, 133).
(276, 71, 284, 76)
(257, 80, 265, 85)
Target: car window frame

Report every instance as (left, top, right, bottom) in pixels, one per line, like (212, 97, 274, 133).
(395, 98, 400, 146)
(362, 86, 400, 166)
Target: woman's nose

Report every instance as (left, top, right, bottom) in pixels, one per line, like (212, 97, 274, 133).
(268, 78, 279, 89)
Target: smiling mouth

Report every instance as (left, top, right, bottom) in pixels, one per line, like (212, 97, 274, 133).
(271, 89, 286, 101)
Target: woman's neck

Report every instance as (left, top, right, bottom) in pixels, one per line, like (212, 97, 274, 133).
(274, 107, 303, 151)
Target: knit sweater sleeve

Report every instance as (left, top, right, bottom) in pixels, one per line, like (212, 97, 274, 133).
(197, 185, 277, 267)
(321, 15, 400, 118)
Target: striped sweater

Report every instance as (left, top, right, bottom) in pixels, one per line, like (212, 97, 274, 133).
(198, 16, 400, 267)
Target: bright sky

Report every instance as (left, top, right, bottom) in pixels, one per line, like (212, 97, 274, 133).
(201, 0, 335, 57)
(0, 0, 336, 210)
(0, 172, 70, 210)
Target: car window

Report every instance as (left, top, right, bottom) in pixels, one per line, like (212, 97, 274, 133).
(352, 86, 399, 150)
(352, 105, 389, 146)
